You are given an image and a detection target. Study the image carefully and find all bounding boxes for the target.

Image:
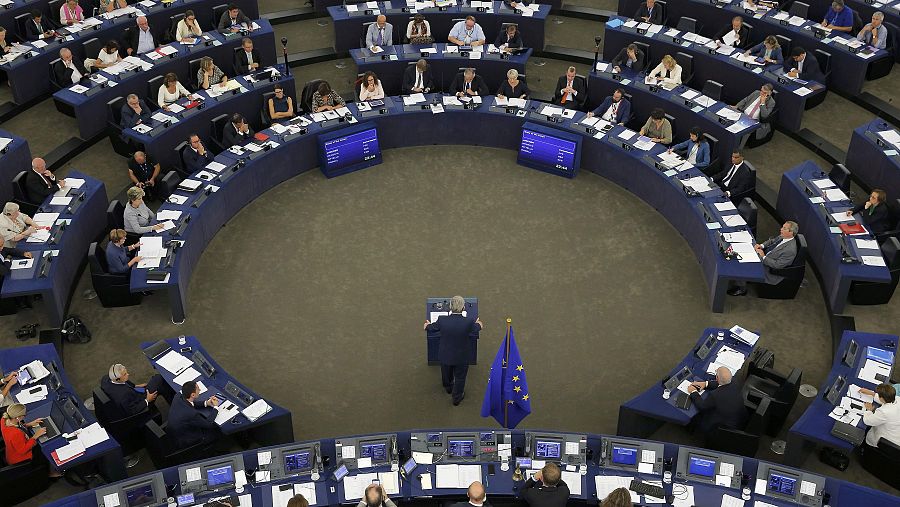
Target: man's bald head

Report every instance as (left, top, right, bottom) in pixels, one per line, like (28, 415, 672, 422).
(467, 481, 486, 503)
(716, 366, 732, 385)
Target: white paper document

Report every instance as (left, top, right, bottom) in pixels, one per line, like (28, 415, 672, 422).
(214, 400, 241, 425)
(595, 476, 638, 503)
(172, 367, 201, 386)
(435, 464, 482, 489)
(156, 350, 192, 375)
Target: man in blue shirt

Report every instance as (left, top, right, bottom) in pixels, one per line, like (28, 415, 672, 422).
(448, 16, 486, 46)
(857, 11, 888, 49)
(823, 0, 854, 33)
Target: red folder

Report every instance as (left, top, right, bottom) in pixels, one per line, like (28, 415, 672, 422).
(254, 133, 269, 142)
(839, 223, 865, 235)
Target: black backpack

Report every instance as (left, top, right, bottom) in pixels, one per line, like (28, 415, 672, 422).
(61, 315, 92, 344)
(818, 446, 849, 471)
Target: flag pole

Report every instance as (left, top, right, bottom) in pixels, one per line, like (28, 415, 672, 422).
(504, 317, 511, 429)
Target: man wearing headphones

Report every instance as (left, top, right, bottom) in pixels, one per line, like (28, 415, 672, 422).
(100, 363, 174, 420)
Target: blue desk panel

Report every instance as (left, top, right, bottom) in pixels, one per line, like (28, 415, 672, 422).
(776, 162, 892, 313)
(0, 130, 32, 206)
(846, 119, 900, 199)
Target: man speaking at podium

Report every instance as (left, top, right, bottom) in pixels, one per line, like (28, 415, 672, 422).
(424, 296, 483, 406)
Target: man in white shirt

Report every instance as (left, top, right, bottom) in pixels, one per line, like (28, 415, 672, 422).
(402, 59, 433, 94)
(54, 48, 86, 85)
(128, 16, 156, 55)
(863, 384, 900, 448)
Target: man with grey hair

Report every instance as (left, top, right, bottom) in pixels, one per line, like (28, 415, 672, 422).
(24, 157, 64, 203)
(857, 11, 888, 49)
(53, 47, 86, 86)
(120, 93, 151, 130)
(424, 296, 484, 405)
(822, 0, 854, 32)
(100, 363, 173, 420)
(450, 68, 488, 97)
(729, 221, 799, 296)
(126, 16, 157, 55)
(687, 366, 748, 434)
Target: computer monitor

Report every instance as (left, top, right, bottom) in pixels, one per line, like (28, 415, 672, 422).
(205, 464, 235, 488)
(178, 455, 245, 495)
(866, 346, 894, 365)
(123, 481, 156, 507)
(270, 442, 321, 480)
(359, 440, 389, 463)
(756, 462, 825, 506)
(525, 432, 587, 466)
(284, 450, 312, 474)
(534, 439, 562, 460)
(675, 447, 742, 488)
(611, 445, 638, 467)
(427, 433, 442, 443)
(687, 454, 716, 479)
(601, 437, 665, 474)
(448, 439, 476, 458)
(767, 469, 799, 498)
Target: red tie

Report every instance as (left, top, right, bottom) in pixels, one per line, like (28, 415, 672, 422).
(748, 98, 761, 119)
(560, 81, 571, 105)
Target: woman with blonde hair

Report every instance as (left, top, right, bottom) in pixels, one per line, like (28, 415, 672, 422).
(647, 54, 682, 85)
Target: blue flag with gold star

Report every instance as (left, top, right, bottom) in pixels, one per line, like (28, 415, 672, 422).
(481, 324, 531, 429)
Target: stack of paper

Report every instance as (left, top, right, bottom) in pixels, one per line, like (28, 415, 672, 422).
(173, 367, 201, 386)
(274, 484, 318, 506)
(877, 130, 900, 149)
(707, 345, 747, 375)
(214, 400, 241, 425)
(729, 325, 759, 345)
(242, 399, 272, 422)
(435, 464, 482, 489)
(343, 472, 399, 500)
(847, 384, 875, 403)
(21, 360, 50, 381)
(16, 384, 48, 404)
(682, 176, 712, 193)
(70, 422, 110, 448)
(156, 350, 192, 375)
(858, 358, 892, 384)
(595, 476, 637, 503)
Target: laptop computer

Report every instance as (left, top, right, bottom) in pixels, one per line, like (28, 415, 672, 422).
(143, 340, 172, 361)
(37, 402, 67, 444)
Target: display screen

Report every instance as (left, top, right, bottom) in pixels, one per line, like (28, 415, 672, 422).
(176, 493, 194, 506)
(403, 458, 417, 474)
(319, 127, 382, 176)
(284, 451, 311, 473)
(360, 442, 388, 462)
(535, 441, 561, 459)
(768, 471, 798, 497)
(334, 464, 349, 481)
(480, 432, 494, 443)
(206, 465, 234, 487)
(427, 433, 442, 443)
(518, 128, 578, 174)
(611, 446, 638, 466)
(688, 456, 716, 478)
(17, 369, 31, 385)
(867, 347, 894, 365)
(124, 483, 155, 507)
(449, 440, 475, 457)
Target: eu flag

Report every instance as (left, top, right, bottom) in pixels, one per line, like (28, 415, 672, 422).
(481, 322, 531, 429)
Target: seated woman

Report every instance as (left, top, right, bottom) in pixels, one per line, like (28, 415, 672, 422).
(847, 189, 892, 234)
(106, 229, 142, 274)
(312, 81, 346, 112)
(1, 403, 59, 476)
(647, 54, 682, 86)
(197, 56, 227, 90)
(176, 10, 203, 42)
(59, 0, 84, 26)
(91, 40, 122, 72)
(406, 14, 433, 44)
(668, 127, 710, 169)
(358, 71, 385, 101)
(497, 69, 529, 100)
(123, 186, 164, 236)
(0, 371, 19, 410)
(157, 72, 191, 109)
(268, 84, 295, 121)
(744, 35, 783, 65)
(0, 202, 38, 247)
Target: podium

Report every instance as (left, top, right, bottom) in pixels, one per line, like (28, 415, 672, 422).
(425, 297, 479, 365)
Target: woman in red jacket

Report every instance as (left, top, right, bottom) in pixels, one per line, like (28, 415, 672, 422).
(1, 403, 45, 465)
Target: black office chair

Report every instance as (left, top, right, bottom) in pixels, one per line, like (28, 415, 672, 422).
(300, 79, 326, 114)
(82, 37, 102, 66)
(675, 51, 693, 84)
(775, 34, 792, 61)
(106, 96, 135, 158)
(737, 197, 758, 237)
(146, 75, 164, 110)
(143, 420, 217, 469)
(701, 80, 723, 101)
(14, 13, 30, 42)
(260, 91, 276, 126)
(211, 3, 229, 28)
(655, 0, 668, 25)
(664, 113, 676, 143)
(741, 22, 753, 50)
(848, 237, 900, 305)
(886, 22, 900, 64)
(209, 113, 230, 152)
(706, 397, 770, 457)
(747, 346, 776, 375)
(49, 0, 65, 24)
(743, 367, 801, 436)
(633, 41, 650, 66)
(788, 1, 808, 18)
(92, 383, 151, 459)
(188, 58, 203, 91)
(874, 199, 900, 244)
(676, 16, 698, 33)
(0, 440, 52, 505)
(702, 133, 720, 176)
(87, 242, 144, 307)
(862, 438, 900, 489)
(755, 234, 807, 299)
(173, 141, 192, 178)
(747, 103, 778, 148)
(815, 49, 833, 81)
(828, 163, 852, 191)
(11, 171, 38, 215)
(157, 171, 182, 201)
(851, 10, 864, 35)
(360, 21, 376, 48)
(48, 57, 63, 91)
(107, 199, 125, 231)
(231, 46, 244, 76)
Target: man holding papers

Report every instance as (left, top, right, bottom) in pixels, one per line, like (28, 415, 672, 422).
(735, 85, 776, 143)
(24, 158, 65, 203)
(713, 151, 754, 202)
(861, 383, 900, 450)
(168, 380, 221, 448)
(365, 16, 394, 50)
(715, 16, 750, 49)
(587, 88, 630, 124)
(450, 481, 490, 507)
(124, 186, 165, 235)
(494, 24, 523, 51)
(403, 59, 434, 94)
(120, 94, 151, 130)
(728, 221, 799, 295)
(687, 366, 748, 435)
(784, 47, 825, 83)
(521, 463, 569, 507)
(128, 152, 161, 201)
(846, 189, 891, 234)
(185, 134, 214, 174)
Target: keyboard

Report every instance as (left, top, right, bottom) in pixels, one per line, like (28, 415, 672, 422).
(629, 480, 665, 499)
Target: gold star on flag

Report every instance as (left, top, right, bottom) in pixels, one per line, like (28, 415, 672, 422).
(514, 386, 521, 392)
(508, 400, 515, 404)
(522, 394, 529, 401)
(516, 365, 524, 371)
(512, 375, 520, 382)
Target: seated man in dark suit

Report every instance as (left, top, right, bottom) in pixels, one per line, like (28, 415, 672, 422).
(53, 48, 87, 86)
(126, 16, 157, 56)
(611, 43, 646, 73)
(24, 157, 64, 204)
(687, 366, 748, 434)
(715, 16, 751, 49)
(222, 113, 255, 147)
(634, 0, 663, 24)
(120, 94, 152, 130)
(402, 59, 433, 94)
(25, 10, 55, 41)
(450, 481, 491, 507)
(450, 68, 489, 98)
(552, 66, 586, 110)
(424, 295, 483, 406)
(713, 151, 754, 203)
(587, 88, 630, 125)
(184, 134, 214, 174)
(847, 189, 892, 234)
(494, 24, 523, 50)
(521, 463, 570, 507)
(233, 37, 260, 75)
(729, 221, 800, 295)
(100, 363, 174, 420)
(784, 47, 825, 83)
(168, 380, 221, 448)
(218, 4, 252, 33)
